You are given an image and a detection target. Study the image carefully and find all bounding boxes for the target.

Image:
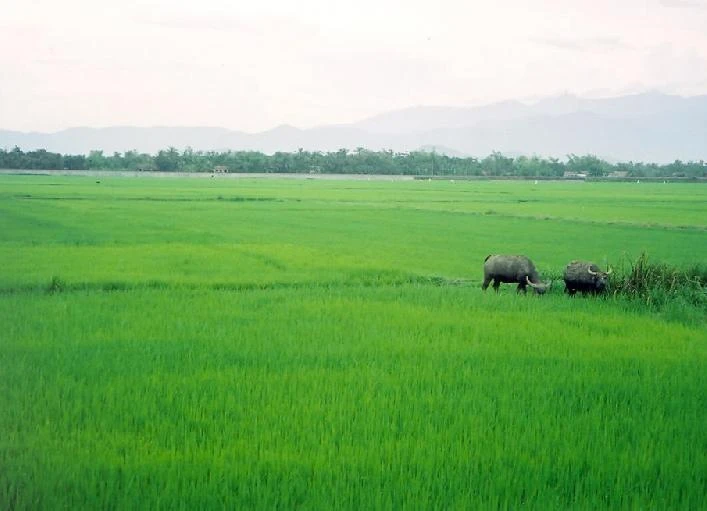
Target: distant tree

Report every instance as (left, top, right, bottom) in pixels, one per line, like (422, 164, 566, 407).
(64, 154, 87, 170)
(154, 147, 181, 172)
(180, 147, 206, 172)
(664, 159, 686, 177)
(2, 144, 703, 178)
(482, 151, 514, 176)
(107, 152, 124, 170)
(566, 154, 609, 177)
(686, 160, 707, 178)
(515, 155, 547, 177)
(0, 147, 25, 168)
(546, 157, 565, 177)
(26, 149, 62, 169)
(87, 150, 108, 169)
(456, 156, 482, 176)
(271, 152, 292, 173)
(121, 150, 154, 171)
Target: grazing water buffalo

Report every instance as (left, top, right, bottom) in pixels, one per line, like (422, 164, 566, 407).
(563, 260, 612, 295)
(482, 254, 551, 294)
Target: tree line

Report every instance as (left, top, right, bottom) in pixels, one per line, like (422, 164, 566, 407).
(1, 146, 705, 178)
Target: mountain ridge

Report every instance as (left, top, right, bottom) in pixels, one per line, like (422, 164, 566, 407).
(2, 92, 706, 163)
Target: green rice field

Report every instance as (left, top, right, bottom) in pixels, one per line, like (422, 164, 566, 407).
(1, 174, 705, 509)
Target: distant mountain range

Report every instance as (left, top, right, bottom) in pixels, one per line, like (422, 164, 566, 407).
(1, 92, 706, 163)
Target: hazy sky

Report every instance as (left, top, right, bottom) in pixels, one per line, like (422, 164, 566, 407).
(2, 0, 706, 132)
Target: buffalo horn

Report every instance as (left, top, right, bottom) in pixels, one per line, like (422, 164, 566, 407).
(526, 276, 541, 288)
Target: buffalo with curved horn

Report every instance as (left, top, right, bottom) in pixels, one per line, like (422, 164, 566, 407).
(482, 254, 551, 294)
(563, 260, 613, 295)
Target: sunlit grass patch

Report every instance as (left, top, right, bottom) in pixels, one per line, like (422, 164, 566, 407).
(1, 175, 705, 508)
(1, 286, 705, 508)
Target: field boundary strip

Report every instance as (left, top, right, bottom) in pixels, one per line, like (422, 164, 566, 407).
(0, 275, 478, 296)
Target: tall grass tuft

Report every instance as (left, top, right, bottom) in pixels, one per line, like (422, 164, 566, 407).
(46, 276, 66, 294)
(611, 253, 706, 309)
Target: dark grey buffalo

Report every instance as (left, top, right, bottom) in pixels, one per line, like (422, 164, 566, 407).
(563, 260, 613, 295)
(482, 254, 551, 294)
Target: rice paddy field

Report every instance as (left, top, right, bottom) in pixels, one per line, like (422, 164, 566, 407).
(1, 174, 705, 509)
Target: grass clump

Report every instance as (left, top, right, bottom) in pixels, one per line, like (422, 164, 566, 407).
(610, 253, 706, 309)
(46, 276, 66, 294)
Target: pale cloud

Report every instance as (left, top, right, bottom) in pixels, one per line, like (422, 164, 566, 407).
(140, 14, 258, 33)
(660, 0, 707, 8)
(1, 0, 706, 132)
(530, 36, 630, 52)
